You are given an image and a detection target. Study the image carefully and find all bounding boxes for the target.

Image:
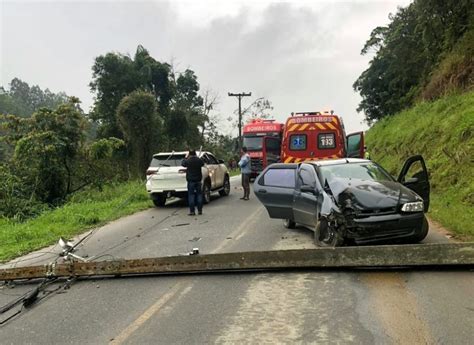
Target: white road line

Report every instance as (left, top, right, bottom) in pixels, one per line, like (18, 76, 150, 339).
(110, 282, 192, 344)
(110, 204, 264, 343)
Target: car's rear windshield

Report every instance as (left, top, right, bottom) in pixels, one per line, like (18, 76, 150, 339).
(150, 154, 186, 167)
(318, 162, 394, 184)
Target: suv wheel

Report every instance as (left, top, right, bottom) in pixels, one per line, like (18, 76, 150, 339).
(203, 181, 211, 204)
(219, 175, 230, 196)
(152, 194, 166, 207)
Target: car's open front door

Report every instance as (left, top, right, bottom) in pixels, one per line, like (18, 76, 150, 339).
(397, 155, 430, 211)
(346, 131, 365, 158)
(262, 136, 281, 169)
(253, 164, 297, 219)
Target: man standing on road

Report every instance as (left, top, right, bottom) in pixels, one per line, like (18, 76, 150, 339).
(182, 150, 204, 215)
(238, 146, 251, 200)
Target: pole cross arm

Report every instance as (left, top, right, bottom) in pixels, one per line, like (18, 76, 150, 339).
(1, 243, 474, 281)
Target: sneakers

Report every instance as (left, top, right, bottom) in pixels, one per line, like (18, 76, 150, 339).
(188, 212, 196, 216)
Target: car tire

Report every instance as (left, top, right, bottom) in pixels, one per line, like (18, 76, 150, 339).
(152, 194, 166, 207)
(314, 218, 344, 247)
(203, 181, 211, 204)
(219, 175, 230, 196)
(283, 219, 296, 229)
(411, 216, 429, 243)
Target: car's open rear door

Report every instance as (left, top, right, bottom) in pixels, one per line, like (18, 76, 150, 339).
(254, 164, 297, 219)
(398, 155, 430, 211)
(262, 136, 281, 169)
(346, 131, 365, 158)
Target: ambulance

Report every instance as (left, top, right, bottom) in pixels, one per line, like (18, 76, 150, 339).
(262, 111, 364, 165)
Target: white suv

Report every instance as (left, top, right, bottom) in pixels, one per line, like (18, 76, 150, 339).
(145, 151, 231, 207)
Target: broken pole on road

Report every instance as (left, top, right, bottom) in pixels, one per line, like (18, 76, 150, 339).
(1, 243, 473, 282)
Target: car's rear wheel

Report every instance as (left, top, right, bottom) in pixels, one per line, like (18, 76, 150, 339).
(152, 194, 166, 207)
(219, 175, 230, 196)
(314, 218, 343, 247)
(203, 181, 211, 204)
(283, 219, 296, 229)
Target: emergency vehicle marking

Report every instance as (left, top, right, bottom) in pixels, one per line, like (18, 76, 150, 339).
(285, 122, 339, 132)
(316, 123, 325, 130)
(288, 124, 299, 132)
(288, 116, 334, 124)
(282, 155, 340, 163)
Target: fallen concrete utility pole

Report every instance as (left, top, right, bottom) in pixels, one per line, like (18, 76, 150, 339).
(1, 243, 473, 281)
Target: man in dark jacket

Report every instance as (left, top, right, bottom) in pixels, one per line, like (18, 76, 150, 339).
(182, 150, 205, 215)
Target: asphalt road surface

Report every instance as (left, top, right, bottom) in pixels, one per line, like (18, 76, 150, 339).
(1, 176, 473, 344)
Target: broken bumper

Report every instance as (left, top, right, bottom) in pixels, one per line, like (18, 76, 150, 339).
(347, 212, 425, 244)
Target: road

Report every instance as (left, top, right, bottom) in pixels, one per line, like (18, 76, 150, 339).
(1, 176, 473, 344)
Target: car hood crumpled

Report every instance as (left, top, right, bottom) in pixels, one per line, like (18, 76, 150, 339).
(327, 177, 421, 210)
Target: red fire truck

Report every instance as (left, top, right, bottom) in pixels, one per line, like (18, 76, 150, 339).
(242, 118, 284, 177)
(261, 111, 364, 166)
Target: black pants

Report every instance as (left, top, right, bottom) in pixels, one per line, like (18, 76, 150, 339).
(187, 181, 203, 213)
(241, 173, 250, 199)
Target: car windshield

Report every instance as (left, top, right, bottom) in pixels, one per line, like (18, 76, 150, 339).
(150, 154, 186, 167)
(318, 162, 394, 184)
(243, 136, 263, 151)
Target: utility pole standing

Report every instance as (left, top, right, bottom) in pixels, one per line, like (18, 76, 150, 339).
(228, 92, 251, 152)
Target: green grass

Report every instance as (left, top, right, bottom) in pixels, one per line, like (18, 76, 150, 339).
(366, 91, 474, 240)
(0, 180, 153, 262)
(229, 169, 241, 177)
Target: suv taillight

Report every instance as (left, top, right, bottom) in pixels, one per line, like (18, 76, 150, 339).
(178, 169, 187, 174)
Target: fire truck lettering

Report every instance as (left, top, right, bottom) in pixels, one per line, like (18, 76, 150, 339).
(289, 116, 334, 124)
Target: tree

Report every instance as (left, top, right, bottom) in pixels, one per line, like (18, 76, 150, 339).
(116, 90, 162, 176)
(353, 0, 473, 123)
(0, 78, 71, 117)
(3, 98, 87, 204)
(90, 46, 173, 139)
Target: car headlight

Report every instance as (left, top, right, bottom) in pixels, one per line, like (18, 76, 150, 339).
(401, 201, 424, 212)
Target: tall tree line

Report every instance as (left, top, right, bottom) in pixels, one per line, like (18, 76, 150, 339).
(0, 45, 234, 220)
(354, 0, 473, 123)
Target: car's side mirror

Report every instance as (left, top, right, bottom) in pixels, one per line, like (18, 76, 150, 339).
(301, 185, 316, 194)
(218, 159, 224, 164)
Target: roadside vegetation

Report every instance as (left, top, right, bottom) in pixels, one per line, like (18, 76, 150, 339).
(366, 91, 474, 240)
(356, 0, 473, 239)
(0, 181, 151, 262)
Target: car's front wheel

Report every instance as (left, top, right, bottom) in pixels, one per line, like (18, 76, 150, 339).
(152, 194, 166, 207)
(411, 216, 429, 243)
(203, 181, 211, 204)
(219, 175, 230, 196)
(314, 218, 343, 247)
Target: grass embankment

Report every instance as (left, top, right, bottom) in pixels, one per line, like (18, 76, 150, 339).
(0, 181, 152, 262)
(366, 91, 474, 240)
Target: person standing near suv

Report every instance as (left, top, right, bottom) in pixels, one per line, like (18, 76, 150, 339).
(238, 146, 251, 200)
(182, 150, 204, 215)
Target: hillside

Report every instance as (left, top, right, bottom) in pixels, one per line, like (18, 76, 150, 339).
(366, 91, 474, 240)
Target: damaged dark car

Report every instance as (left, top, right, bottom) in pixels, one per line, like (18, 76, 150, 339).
(254, 156, 430, 246)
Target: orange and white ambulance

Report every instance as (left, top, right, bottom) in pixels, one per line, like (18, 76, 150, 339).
(263, 111, 364, 165)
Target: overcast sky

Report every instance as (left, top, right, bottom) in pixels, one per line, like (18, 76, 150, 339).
(0, 0, 411, 134)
